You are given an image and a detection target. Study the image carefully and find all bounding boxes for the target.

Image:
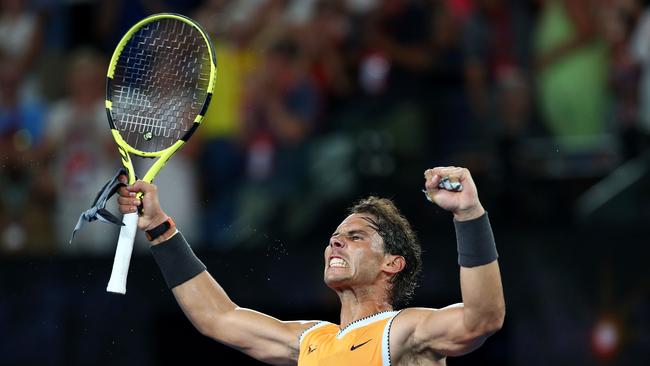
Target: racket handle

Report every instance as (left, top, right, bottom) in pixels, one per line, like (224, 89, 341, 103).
(107, 212, 138, 294)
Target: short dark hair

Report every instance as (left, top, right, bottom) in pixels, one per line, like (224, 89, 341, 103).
(349, 196, 422, 307)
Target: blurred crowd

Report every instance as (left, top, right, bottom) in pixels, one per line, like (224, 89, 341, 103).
(1, 0, 650, 255)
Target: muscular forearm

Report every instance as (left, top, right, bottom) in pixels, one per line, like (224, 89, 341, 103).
(455, 213, 505, 333)
(172, 271, 238, 337)
(154, 235, 300, 359)
(173, 272, 306, 365)
(150, 232, 238, 339)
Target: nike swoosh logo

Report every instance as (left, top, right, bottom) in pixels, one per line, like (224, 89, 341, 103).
(350, 339, 372, 351)
(308, 345, 317, 354)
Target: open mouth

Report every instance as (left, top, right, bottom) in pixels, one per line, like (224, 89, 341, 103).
(329, 257, 348, 268)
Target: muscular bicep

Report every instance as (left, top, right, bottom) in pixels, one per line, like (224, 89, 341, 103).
(213, 309, 316, 365)
(171, 271, 316, 365)
(394, 306, 490, 359)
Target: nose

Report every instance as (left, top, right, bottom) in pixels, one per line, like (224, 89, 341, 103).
(329, 235, 345, 248)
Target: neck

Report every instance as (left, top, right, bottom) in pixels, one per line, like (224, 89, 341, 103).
(337, 287, 393, 329)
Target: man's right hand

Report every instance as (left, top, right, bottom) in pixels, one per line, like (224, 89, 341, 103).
(117, 175, 169, 236)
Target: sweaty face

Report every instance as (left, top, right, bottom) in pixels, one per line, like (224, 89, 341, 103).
(324, 214, 388, 290)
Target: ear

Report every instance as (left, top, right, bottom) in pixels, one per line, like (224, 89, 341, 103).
(382, 255, 406, 275)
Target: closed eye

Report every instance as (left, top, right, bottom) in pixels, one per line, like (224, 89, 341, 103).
(330, 229, 369, 243)
(346, 230, 367, 241)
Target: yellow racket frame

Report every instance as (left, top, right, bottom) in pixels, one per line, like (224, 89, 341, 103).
(105, 13, 217, 185)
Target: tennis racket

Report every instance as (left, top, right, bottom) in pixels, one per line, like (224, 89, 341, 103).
(105, 13, 216, 294)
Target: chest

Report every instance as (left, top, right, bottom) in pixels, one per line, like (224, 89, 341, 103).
(301, 327, 385, 366)
(393, 350, 447, 366)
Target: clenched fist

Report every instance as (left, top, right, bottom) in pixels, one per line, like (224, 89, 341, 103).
(423, 167, 485, 221)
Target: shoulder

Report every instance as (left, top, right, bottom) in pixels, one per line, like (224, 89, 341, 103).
(391, 305, 464, 338)
(388, 307, 445, 359)
(298, 321, 336, 344)
(392, 307, 439, 327)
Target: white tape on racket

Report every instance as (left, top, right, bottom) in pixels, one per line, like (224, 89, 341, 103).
(106, 212, 138, 294)
(437, 176, 463, 192)
(422, 177, 464, 202)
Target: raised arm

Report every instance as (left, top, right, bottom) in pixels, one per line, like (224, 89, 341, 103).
(117, 177, 314, 365)
(391, 167, 505, 362)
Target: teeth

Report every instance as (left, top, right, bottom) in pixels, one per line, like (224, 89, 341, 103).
(329, 258, 347, 268)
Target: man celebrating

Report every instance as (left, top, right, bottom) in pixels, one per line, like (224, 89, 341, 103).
(117, 166, 504, 365)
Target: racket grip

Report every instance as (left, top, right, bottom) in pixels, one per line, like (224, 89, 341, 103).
(106, 212, 138, 294)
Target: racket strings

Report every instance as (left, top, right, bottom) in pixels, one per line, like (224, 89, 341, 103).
(111, 18, 211, 152)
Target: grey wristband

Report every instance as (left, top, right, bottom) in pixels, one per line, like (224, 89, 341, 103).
(150, 231, 206, 288)
(454, 212, 498, 267)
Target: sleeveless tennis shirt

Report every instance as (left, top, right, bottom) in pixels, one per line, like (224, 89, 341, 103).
(298, 311, 401, 366)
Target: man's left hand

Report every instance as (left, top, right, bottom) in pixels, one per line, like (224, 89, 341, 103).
(423, 166, 485, 221)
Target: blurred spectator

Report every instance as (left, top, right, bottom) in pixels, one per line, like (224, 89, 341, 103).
(457, 0, 537, 183)
(0, 0, 44, 102)
(41, 48, 118, 254)
(495, 67, 534, 219)
(462, 0, 532, 124)
(297, 0, 353, 114)
(368, 0, 433, 99)
(338, 0, 432, 189)
(191, 0, 258, 246)
(228, 37, 320, 245)
(534, 0, 609, 149)
(630, 0, 650, 149)
(95, 0, 201, 53)
(402, 1, 470, 164)
(603, 0, 644, 160)
(0, 59, 49, 254)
